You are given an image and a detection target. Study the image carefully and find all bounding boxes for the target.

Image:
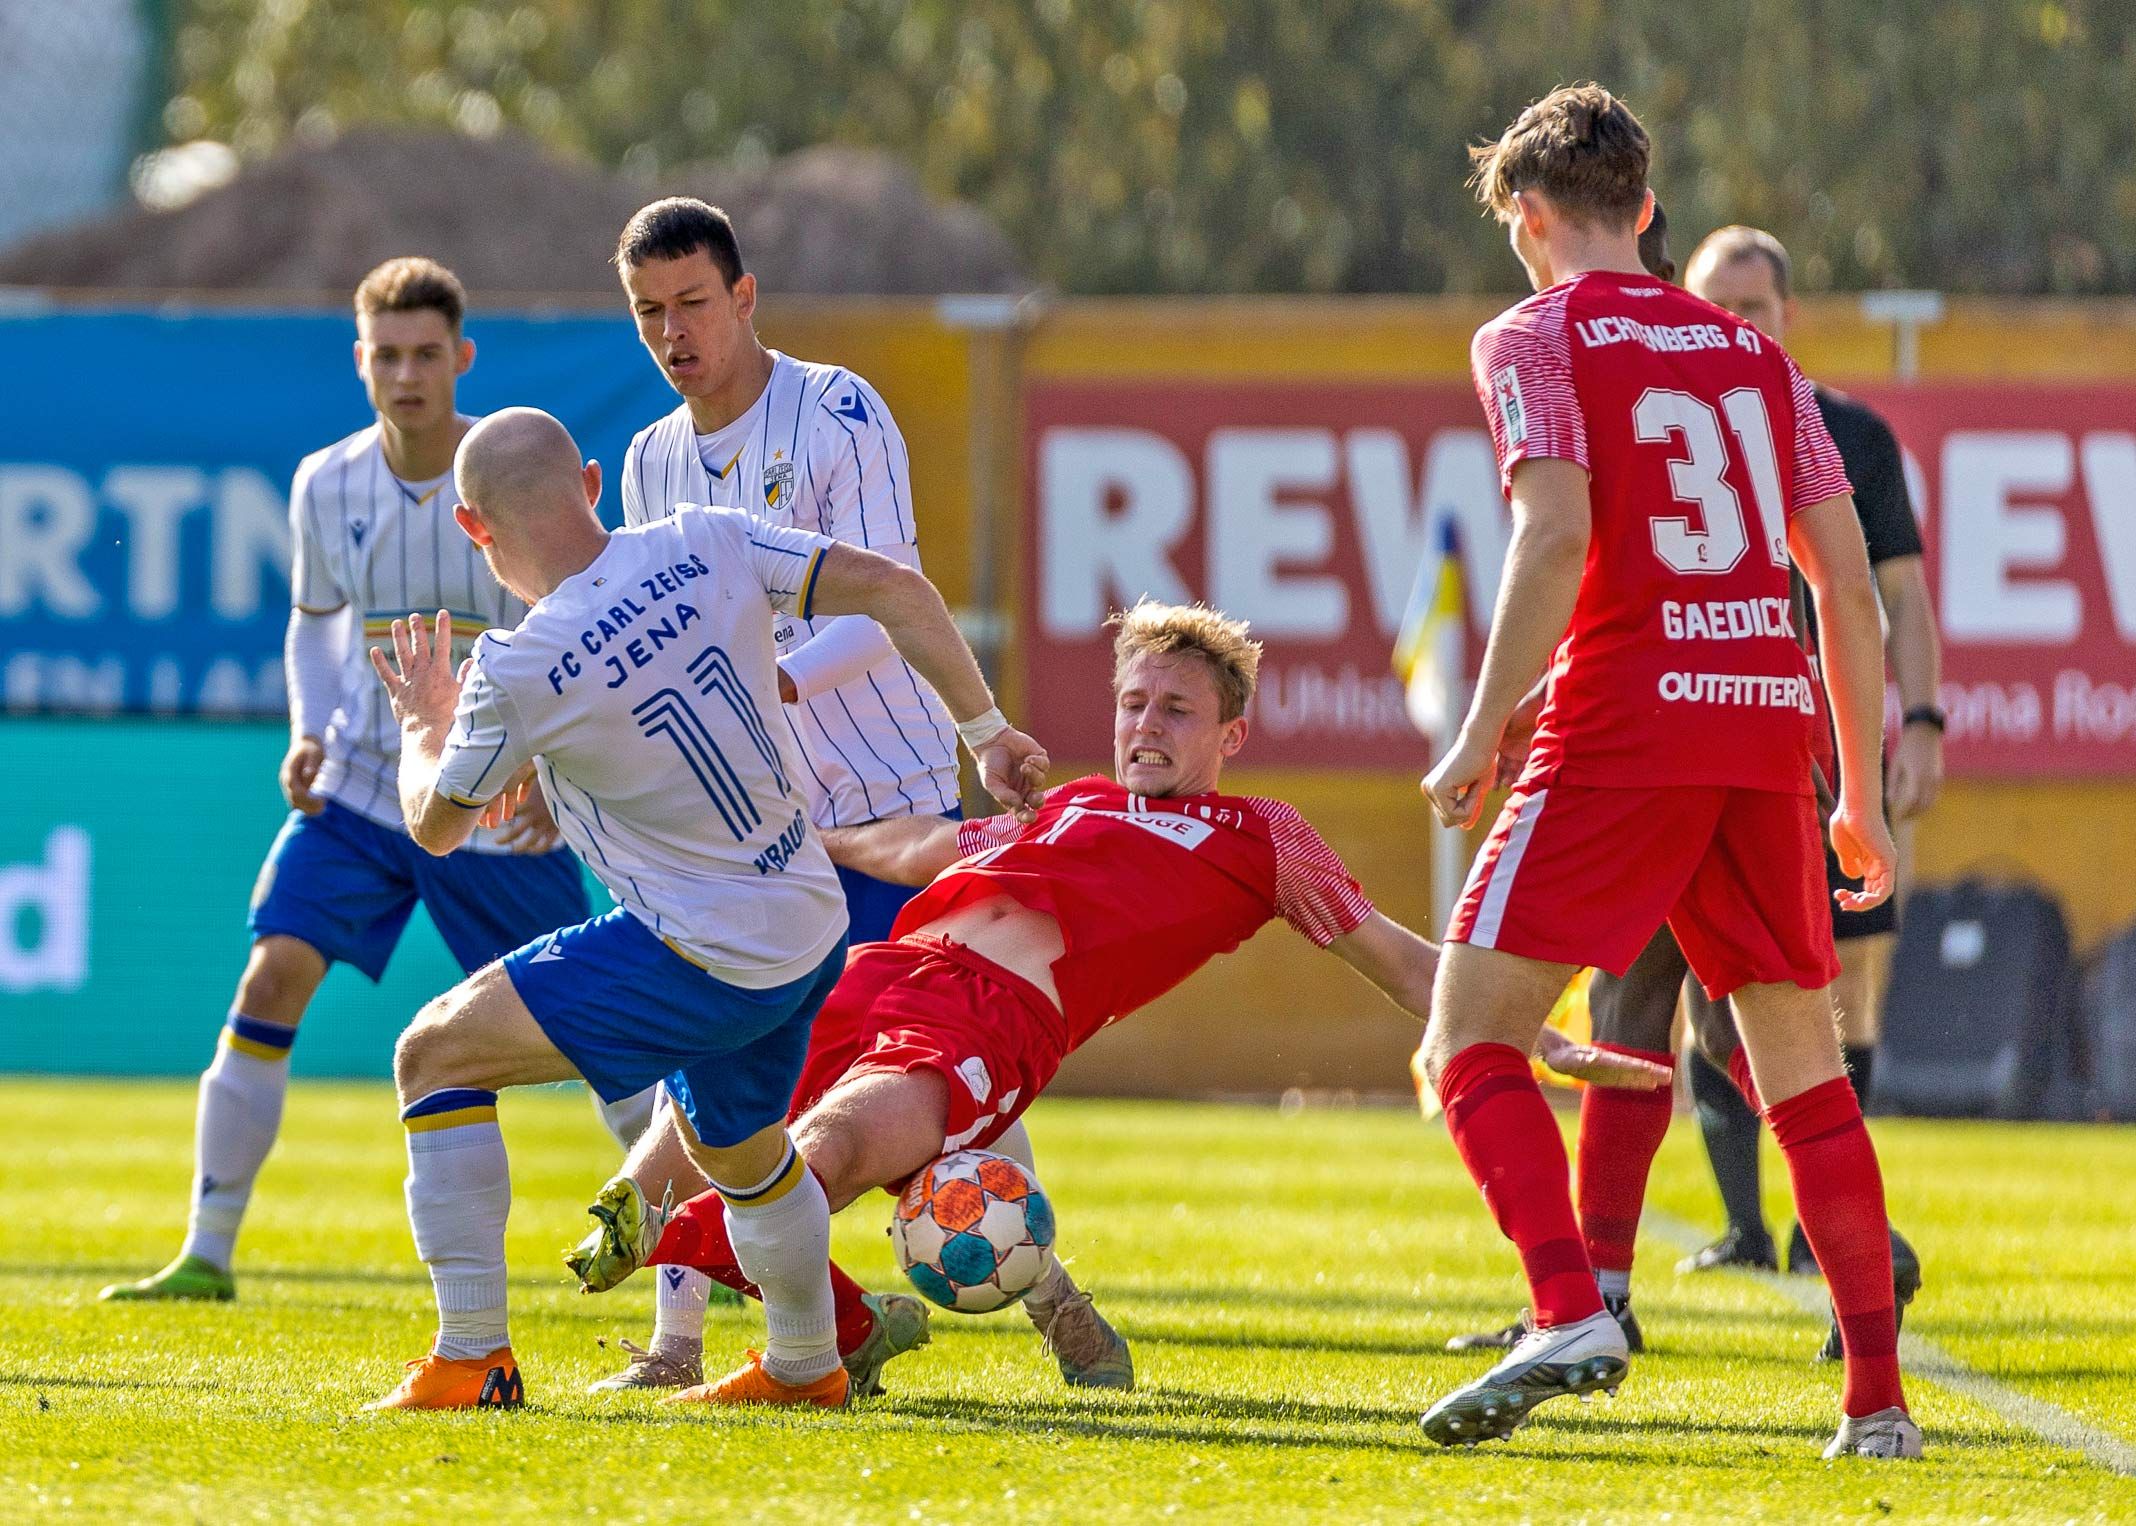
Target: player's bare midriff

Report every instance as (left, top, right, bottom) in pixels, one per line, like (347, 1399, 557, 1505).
(905, 893, 1066, 1011)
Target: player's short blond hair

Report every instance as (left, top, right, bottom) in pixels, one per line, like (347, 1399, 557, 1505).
(1469, 82, 1650, 228)
(354, 256, 466, 332)
(1688, 224, 1793, 298)
(1107, 600, 1263, 722)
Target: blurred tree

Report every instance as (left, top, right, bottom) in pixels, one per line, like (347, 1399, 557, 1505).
(161, 0, 2136, 294)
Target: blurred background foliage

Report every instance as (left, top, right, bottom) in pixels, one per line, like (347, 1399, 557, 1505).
(159, 0, 2130, 295)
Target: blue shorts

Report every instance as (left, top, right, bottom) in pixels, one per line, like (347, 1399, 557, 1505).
(504, 907, 847, 1149)
(248, 800, 590, 981)
(835, 807, 961, 943)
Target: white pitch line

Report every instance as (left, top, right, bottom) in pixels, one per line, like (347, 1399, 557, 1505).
(1643, 1208, 2136, 1477)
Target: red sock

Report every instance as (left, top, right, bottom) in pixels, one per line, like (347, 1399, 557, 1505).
(1574, 1045, 1676, 1287)
(1437, 1042, 1603, 1327)
(1727, 1046, 1763, 1113)
(1767, 1077, 1905, 1416)
(650, 1178, 878, 1356)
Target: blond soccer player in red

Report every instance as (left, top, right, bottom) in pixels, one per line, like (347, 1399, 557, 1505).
(566, 601, 1667, 1402)
(1415, 86, 1918, 1460)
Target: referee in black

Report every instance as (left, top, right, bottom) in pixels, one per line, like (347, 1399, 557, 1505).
(1678, 226, 1944, 1290)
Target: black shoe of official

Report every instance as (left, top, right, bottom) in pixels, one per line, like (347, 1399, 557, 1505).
(1445, 1315, 1526, 1353)
(1786, 1220, 1819, 1275)
(1676, 1223, 1778, 1275)
(1816, 1227, 1921, 1362)
(1447, 1295, 1644, 1356)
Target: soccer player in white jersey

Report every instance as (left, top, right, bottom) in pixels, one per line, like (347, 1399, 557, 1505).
(356, 408, 1046, 1411)
(100, 260, 589, 1306)
(587, 197, 1131, 1392)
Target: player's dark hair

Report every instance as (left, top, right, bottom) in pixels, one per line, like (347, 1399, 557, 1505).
(354, 256, 466, 332)
(1689, 224, 1792, 298)
(1639, 198, 1675, 282)
(614, 197, 746, 286)
(1469, 83, 1650, 229)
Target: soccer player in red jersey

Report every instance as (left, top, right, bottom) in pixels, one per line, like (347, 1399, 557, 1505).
(566, 600, 1666, 1400)
(1414, 86, 1919, 1460)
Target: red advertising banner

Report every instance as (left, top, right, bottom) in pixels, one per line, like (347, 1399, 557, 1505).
(1850, 386, 2136, 776)
(1023, 379, 2136, 777)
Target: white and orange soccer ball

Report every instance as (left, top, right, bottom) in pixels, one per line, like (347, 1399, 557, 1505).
(889, 1149, 1056, 1313)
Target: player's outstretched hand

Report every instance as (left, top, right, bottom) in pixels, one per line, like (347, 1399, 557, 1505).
(975, 727, 1049, 822)
(1829, 793, 1896, 912)
(1422, 727, 1500, 830)
(280, 735, 328, 815)
(1536, 1027, 1672, 1090)
(369, 609, 462, 735)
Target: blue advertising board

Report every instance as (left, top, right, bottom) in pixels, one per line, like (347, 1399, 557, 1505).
(0, 307, 679, 716)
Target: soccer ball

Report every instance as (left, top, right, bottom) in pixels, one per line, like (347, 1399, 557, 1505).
(889, 1149, 1056, 1313)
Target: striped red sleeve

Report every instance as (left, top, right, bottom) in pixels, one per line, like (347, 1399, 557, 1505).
(956, 813, 1025, 857)
(1470, 286, 1589, 496)
(1252, 799, 1375, 947)
(1785, 354, 1853, 512)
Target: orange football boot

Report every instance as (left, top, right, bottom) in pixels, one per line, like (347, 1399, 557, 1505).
(362, 1347, 524, 1411)
(661, 1350, 849, 1409)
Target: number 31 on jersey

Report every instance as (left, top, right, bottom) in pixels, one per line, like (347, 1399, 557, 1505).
(1634, 384, 1791, 576)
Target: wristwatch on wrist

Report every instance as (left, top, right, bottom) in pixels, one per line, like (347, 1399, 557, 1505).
(1901, 704, 1947, 733)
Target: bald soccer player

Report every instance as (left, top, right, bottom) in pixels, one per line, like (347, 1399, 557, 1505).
(357, 408, 1046, 1412)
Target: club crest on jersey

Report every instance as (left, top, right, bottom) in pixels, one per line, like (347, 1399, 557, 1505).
(1491, 365, 1527, 446)
(763, 458, 795, 510)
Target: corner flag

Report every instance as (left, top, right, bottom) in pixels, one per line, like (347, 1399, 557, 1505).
(1393, 517, 1468, 745)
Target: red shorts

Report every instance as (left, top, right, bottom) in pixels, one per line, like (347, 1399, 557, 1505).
(1447, 784, 1839, 999)
(789, 934, 1070, 1156)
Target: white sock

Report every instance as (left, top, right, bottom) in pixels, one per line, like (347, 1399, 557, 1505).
(652, 1264, 711, 1357)
(402, 1089, 511, 1361)
(1597, 1269, 1632, 1301)
(986, 1119, 1077, 1318)
(1023, 1253, 1077, 1319)
(989, 1117, 1038, 1172)
(181, 1014, 295, 1270)
(716, 1142, 837, 1386)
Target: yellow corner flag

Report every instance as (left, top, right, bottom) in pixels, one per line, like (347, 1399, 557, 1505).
(1410, 967, 1597, 1121)
(1392, 517, 1467, 745)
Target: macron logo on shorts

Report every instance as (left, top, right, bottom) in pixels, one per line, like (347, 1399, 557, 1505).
(531, 941, 567, 964)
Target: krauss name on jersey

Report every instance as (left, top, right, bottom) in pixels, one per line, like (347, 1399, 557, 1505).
(1574, 315, 1756, 356)
(544, 554, 712, 694)
(752, 809, 809, 877)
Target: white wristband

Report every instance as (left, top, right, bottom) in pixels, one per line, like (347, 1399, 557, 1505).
(956, 705, 1012, 751)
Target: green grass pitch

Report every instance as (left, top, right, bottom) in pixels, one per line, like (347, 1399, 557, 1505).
(4, 1079, 2133, 1522)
